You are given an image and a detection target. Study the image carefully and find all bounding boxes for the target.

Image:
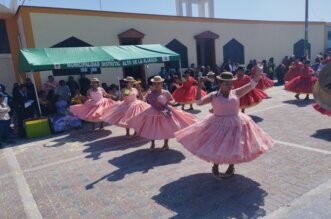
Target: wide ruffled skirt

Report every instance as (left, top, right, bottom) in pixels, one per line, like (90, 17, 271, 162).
(240, 89, 268, 109)
(101, 100, 150, 128)
(285, 76, 317, 94)
(175, 113, 274, 164)
(69, 98, 115, 122)
(312, 103, 331, 116)
(127, 106, 197, 140)
(284, 69, 301, 82)
(172, 86, 207, 104)
(256, 75, 274, 90)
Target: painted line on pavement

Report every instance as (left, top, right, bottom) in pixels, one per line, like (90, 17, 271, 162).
(4, 147, 43, 219)
(275, 140, 331, 155)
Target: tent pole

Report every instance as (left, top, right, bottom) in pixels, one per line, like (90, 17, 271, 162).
(145, 65, 148, 87)
(179, 58, 182, 77)
(28, 71, 42, 116)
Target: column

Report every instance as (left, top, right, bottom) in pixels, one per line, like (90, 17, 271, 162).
(198, 1, 206, 17)
(176, 0, 183, 16)
(208, 0, 214, 18)
(186, 0, 193, 17)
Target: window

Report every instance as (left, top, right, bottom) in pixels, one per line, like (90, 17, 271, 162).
(0, 20, 11, 54)
(165, 39, 189, 71)
(223, 38, 245, 64)
(328, 31, 331, 41)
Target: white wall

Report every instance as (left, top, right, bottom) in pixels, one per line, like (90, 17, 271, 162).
(0, 55, 16, 92)
(29, 12, 326, 86)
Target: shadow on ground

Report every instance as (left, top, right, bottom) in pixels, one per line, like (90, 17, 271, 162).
(85, 149, 185, 189)
(249, 115, 264, 123)
(184, 109, 202, 115)
(152, 173, 267, 219)
(283, 99, 315, 107)
(83, 136, 149, 160)
(311, 129, 331, 142)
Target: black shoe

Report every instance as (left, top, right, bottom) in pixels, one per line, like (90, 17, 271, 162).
(295, 94, 300, 100)
(212, 165, 219, 176)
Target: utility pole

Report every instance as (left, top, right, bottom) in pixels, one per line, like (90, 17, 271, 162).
(304, 0, 309, 59)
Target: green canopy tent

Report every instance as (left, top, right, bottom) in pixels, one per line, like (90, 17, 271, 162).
(18, 44, 180, 115)
(19, 44, 180, 72)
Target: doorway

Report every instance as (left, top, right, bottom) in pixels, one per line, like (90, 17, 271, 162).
(195, 31, 219, 71)
(118, 29, 146, 84)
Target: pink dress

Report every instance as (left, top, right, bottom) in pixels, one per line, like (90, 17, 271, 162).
(176, 83, 274, 164)
(70, 87, 115, 122)
(127, 90, 197, 140)
(101, 88, 149, 128)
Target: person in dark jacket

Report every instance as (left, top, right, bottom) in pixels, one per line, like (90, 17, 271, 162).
(13, 84, 35, 137)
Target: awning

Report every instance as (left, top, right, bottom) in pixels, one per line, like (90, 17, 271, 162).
(19, 44, 180, 72)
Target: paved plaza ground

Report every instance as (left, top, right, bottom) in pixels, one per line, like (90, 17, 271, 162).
(0, 85, 331, 219)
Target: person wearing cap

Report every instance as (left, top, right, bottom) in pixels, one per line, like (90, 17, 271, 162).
(101, 76, 149, 137)
(127, 75, 197, 151)
(70, 78, 115, 131)
(204, 71, 217, 93)
(0, 92, 12, 145)
(172, 70, 207, 110)
(233, 66, 268, 113)
(285, 60, 317, 100)
(176, 65, 274, 179)
(284, 57, 304, 82)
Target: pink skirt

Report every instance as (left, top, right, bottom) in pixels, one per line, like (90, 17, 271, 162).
(313, 104, 331, 116)
(175, 113, 274, 164)
(285, 76, 317, 94)
(69, 98, 115, 122)
(102, 100, 150, 128)
(127, 106, 197, 140)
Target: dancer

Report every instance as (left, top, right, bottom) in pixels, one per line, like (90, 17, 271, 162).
(172, 71, 206, 110)
(127, 76, 197, 151)
(233, 66, 268, 113)
(70, 78, 115, 130)
(175, 67, 274, 179)
(285, 60, 317, 100)
(284, 58, 304, 82)
(312, 104, 331, 116)
(250, 67, 274, 90)
(101, 76, 149, 137)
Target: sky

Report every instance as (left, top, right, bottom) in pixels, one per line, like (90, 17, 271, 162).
(2, 0, 331, 22)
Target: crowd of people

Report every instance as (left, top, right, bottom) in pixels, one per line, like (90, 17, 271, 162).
(0, 51, 330, 178)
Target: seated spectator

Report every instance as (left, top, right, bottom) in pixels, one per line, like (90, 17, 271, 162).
(71, 89, 86, 105)
(55, 80, 71, 102)
(108, 84, 121, 101)
(66, 76, 79, 96)
(38, 90, 53, 116)
(169, 75, 182, 94)
(101, 83, 110, 93)
(204, 71, 217, 93)
(55, 95, 69, 115)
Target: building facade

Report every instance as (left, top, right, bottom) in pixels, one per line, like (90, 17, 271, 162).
(0, 6, 330, 90)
